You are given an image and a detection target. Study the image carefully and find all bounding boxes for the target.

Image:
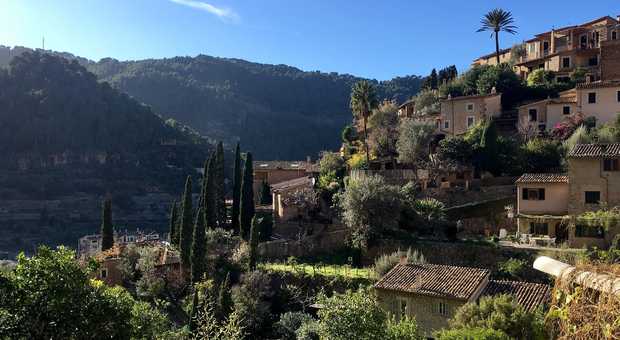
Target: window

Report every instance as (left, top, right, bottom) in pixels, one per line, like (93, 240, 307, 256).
(563, 106, 571, 115)
(588, 92, 597, 104)
(617, 91, 620, 102)
(466, 103, 474, 112)
(562, 57, 570, 68)
(528, 109, 538, 122)
(522, 188, 545, 200)
(101, 269, 107, 278)
(557, 76, 571, 83)
(530, 222, 549, 235)
(575, 225, 605, 238)
(399, 299, 408, 319)
(613, 30, 618, 40)
(580, 34, 587, 49)
(588, 56, 598, 66)
(604, 159, 619, 171)
(467, 116, 475, 128)
(585, 191, 601, 204)
(438, 302, 448, 316)
(444, 120, 450, 129)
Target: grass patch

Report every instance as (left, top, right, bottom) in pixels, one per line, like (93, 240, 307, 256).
(259, 262, 376, 281)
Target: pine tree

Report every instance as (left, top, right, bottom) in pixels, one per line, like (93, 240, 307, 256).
(179, 176, 193, 267)
(248, 216, 260, 270)
(189, 289, 199, 332)
(100, 199, 114, 251)
(215, 141, 226, 227)
(231, 143, 242, 232)
(430, 68, 438, 89)
(204, 153, 217, 229)
(239, 152, 255, 240)
(168, 201, 178, 245)
(216, 272, 232, 321)
(191, 208, 207, 283)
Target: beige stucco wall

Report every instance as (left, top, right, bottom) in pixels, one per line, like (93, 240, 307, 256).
(577, 86, 620, 125)
(517, 217, 564, 238)
(439, 95, 501, 136)
(517, 182, 569, 215)
(547, 103, 575, 129)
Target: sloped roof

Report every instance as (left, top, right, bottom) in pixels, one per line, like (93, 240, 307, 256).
(254, 161, 309, 171)
(576, 80, 620, 90)
(474, 48, 512, 61)
(568, 144, 620, 158)
(481, 280, 552, 312)
(374, 263, 489, 300)
(271, 176, 314, 192)
(516, 173, 569, 184)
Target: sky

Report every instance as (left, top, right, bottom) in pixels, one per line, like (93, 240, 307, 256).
(1, 0, 619, 80)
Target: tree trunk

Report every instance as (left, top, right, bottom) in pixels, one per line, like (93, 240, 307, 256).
(495, 31, 500, 65)
(363, 115, 370, 165)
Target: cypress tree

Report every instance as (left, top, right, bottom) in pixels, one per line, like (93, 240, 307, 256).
(189, 289, 199, 332)
(198, 159, 209, 210)
(239, 152, 255, 240)
(216, 272, 232, 321)
(168, 201, 178, 246)
(191, 208, 207, 283)
(248, 216, 260, 270)
(204, 154, 217, 228)
(100, 199, 114, 251)
(231, 143, 242, 232)
(215, 141, 226, 227)
(259, 181, 272, 205)
(179, 176, 193, 267)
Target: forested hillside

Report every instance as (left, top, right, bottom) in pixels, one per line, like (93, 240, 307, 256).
(86, 56, 422, 159)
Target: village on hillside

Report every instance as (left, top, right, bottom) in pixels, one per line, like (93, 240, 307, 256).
(3, 9, 620, 340)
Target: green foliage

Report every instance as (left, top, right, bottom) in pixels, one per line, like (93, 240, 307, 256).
(317, 289, 387, 340)
(373, 247, 426, 278)
(189, 289, 199, 332)
(231, 271, 274, 337)
(215, 141, 227, 228)
(249, 217, 260, 270)
(180, 175, 194, 267)
(479, 120, 501, 175)
(203, 153, 218, 229)
(413, 198, 447, 223)
(436, 327, 510, 340)
(259, 181, 272, 205)
(476, 64, 521, 95)
(216, 272, 233, 321)
(576, 206, 620, 231)
(477, 8, 518, 64)
(347, 152, 368, 170)
(194, 296, 246, 340)
(563, 125, 593, 152)
(414, 89, 440, 115)
(231, 143, 242, 232)
(296, 319, 321, 340)
(527, 69, 555, 87)
(498, 258, 527, 280)
(386, 316, 422, 340)
(191, 208, 207, 283)
(276, 312, 315, 340)
(350, 80, 380, 161)
(0, 246, 172, 339)
(342, 125, 357, 143)
(570, 67, 587, 84)
(396, 119, 436, 164)
(437, 137, 474, 165)
(447, 295, 546, 339)
(100, 199, 114, 251)
(240, 152, 255, 241)
(337, 175, 402, 249)
(520, 138, 563, 173)
(168, 201, 179, 246)
(368, 101, 399, 158)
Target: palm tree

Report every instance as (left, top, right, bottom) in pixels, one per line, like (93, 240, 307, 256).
(477, 8, 518, 65)
(350, 80, 379, 163)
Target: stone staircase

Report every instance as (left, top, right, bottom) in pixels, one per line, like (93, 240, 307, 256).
(494, 109, 518, 135)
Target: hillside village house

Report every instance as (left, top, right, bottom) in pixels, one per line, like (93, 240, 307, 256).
(374, 262, 550, 337)
(397, 99, 416, 118)
(271, 176, 315, 222)
(77, 229, 161, 259)
(253, 160, 317, 197)
(516, 143, 620, 248)
(474, 15, 620, 82)
(438, 92, 502, 136)
(518, 80, 620, 133)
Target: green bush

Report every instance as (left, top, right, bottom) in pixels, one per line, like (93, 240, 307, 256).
(436, 327, 510, 340)
(276, 311, 315, 340)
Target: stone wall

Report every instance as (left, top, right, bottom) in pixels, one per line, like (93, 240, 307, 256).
(601, 40, 620, 81)
(258, 229, 347, 260)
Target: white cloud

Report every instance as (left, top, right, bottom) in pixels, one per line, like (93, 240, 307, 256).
(169, 0, 239, 23)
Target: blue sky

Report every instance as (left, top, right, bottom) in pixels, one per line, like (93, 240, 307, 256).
(1, 0, 619, 80)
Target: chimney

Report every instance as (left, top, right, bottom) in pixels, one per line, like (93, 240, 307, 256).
(306, 155, 311, 163)
(399, 254, 408, 265)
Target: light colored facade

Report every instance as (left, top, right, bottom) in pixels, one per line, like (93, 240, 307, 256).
(516, 144, 620, 248)
(397, 99, 415, 118)
(253, 160, 316, 200)
(517, 90, 577, 132)
(472, 48, 512, 67)
(271, 176, 315, 222)
(439, 93, 502, 136)
(77, 229, 162, 259)
(575, 80, 620, 125)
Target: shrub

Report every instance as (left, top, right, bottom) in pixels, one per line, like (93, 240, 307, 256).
(347, 153, 368, 170)
(498, 258, 527, 280)
(276, 312, 315, 340)
(527, 69, 555, 87)
(317, 289, 387, 339)
(386, 316, 422, 340)
(436, 327, 510, 340)
(296, 319, 321, 340)
(373, 248, 426, 278)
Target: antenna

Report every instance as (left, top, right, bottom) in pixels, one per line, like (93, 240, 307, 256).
(42, 36, 45, 50)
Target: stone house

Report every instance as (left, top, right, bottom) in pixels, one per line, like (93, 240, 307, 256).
(253, 160, 316, 199)
(271, 176, 315, 222)
(439, 92, 502, 137)
(517, 90, 577, 133)
(516, 143, 620, 248)
(374, 262, 550, 337)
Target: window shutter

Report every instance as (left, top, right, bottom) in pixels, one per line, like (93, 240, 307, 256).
(539, 188, 545, 200)
(522, 188, 529, 200)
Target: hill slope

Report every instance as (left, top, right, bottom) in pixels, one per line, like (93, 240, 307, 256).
(86, 55, 422, 159)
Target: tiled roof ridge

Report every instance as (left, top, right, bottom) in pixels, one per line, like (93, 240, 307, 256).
(516, 173, 569, 183)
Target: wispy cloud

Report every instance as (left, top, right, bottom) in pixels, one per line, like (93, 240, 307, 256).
(170, 0, 240, 23)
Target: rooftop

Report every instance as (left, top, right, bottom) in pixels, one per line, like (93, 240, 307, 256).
(374, 263, 489, 300)
(254, 161, 310, 171)
(271, 176, 314, 192)
(481, 280, 552, 312)
(516, 173, 569, 184)
(441, 92, 500, 102)
(474, 47, 512, 61)
(576, 80, 620, 90)
(568, 144, 620, 158)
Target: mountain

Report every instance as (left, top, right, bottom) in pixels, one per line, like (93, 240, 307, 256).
(86, 56, 423, 159)
(0, 51, 211, 256)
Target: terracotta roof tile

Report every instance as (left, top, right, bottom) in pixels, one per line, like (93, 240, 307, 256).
(568, 144, 620, 158)
(271, 176, 314, 192)
(576, 80, 620, 90)
(481, 280, 552, 312)
(515, 173, 569, 184)
(374, 263, 489, 300)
